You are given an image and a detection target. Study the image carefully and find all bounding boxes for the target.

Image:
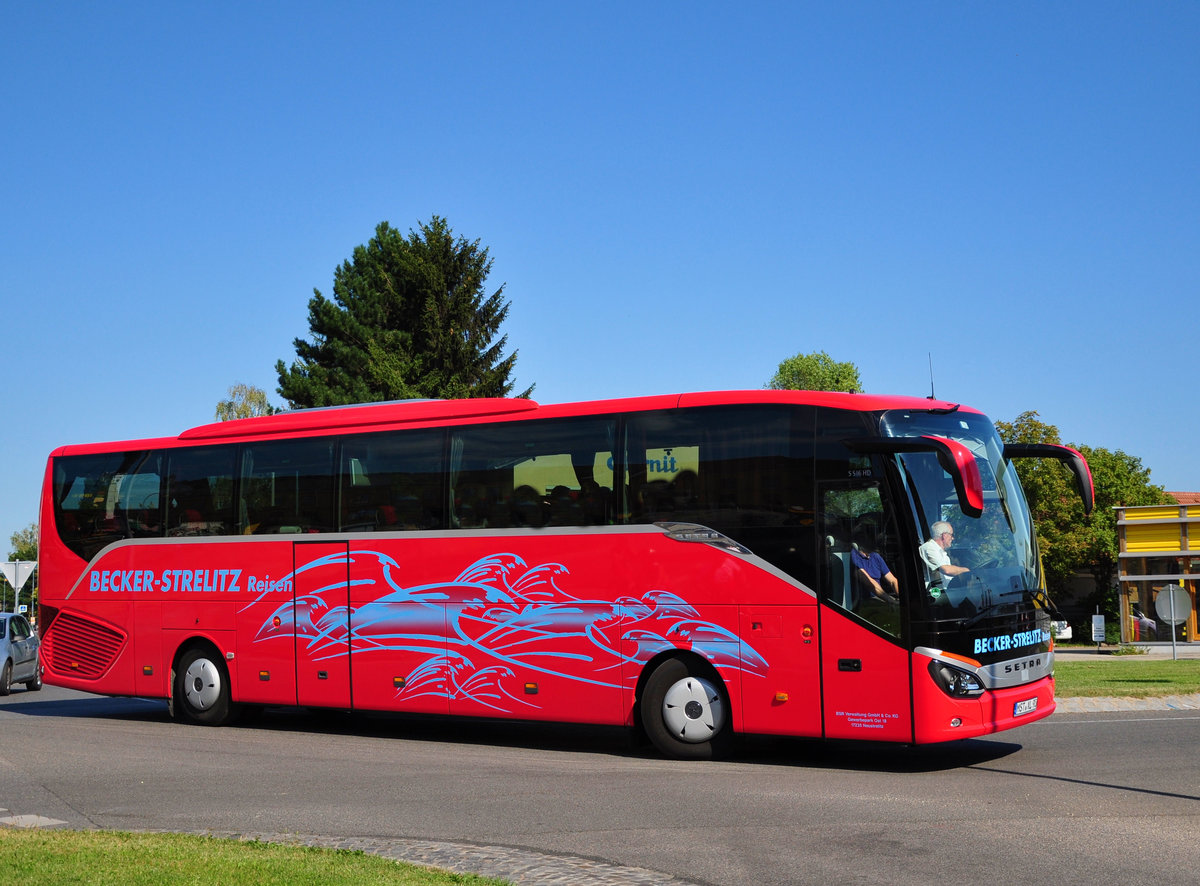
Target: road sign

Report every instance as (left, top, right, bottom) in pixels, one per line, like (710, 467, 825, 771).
(1155, 585, 1191, 626)
(0, 561, 36, 594)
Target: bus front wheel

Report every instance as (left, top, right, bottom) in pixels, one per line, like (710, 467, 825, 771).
(640, 657, 730, 759)
(173, 646, 233, 726)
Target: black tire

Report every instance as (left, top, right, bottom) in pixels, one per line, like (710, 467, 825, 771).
(25, 664, 42, 691)
(0, 660, 11, 696)
(640, 657, 731, 759)
(173, 646, 233, 725)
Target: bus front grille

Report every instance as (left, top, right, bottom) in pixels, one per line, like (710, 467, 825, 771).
(44, 611, 127, 679)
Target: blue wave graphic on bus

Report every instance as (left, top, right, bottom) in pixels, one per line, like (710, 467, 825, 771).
(249, 550, 768, 712)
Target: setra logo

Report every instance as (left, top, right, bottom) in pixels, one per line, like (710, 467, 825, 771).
(1003, 656, 1043, 675)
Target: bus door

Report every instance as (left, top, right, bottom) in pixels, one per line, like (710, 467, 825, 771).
(817, 481, 913, 741)
(293, 540, 352, 708)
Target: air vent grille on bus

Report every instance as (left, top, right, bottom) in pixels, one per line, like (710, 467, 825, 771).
(44, 611, 127, 679)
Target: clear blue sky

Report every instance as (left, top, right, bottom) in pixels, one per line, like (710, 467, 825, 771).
(3, 2, 1197, 555)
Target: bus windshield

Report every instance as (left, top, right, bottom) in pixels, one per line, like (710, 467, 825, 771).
(880, 408, 1046, 657)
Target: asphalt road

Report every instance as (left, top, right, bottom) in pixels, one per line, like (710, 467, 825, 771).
(2, 685, 1198, 886)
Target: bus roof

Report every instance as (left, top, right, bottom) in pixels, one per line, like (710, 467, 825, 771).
(50, 390, 979, 455)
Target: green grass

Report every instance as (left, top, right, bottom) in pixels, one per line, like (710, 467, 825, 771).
(1054, 658, 1200, 698)
(0, 830, 510, 885)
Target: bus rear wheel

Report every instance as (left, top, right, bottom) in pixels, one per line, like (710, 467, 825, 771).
(173, 646, 233, 726)
(640, 657, 730, 759)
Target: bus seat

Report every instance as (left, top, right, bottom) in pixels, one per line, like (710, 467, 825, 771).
(825, 533, 857, 611)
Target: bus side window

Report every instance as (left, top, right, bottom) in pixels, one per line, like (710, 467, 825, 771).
(450, 417, 617, 530)
(166, 446, 237, 537)
(119, 457, 164, 539)
(624, 405, 817, 589)
(339, 429, 445, 532)
(238, 440, 335, 534)
(54, 452, 155, 560)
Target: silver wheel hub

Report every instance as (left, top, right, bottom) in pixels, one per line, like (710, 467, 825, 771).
(661, 675, 723, 743)
(183, 658, 221, 711)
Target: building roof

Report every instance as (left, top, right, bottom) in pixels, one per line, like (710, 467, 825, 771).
(1167, 491, 1200, 504)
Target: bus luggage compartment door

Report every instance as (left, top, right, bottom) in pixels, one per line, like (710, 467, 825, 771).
(294, 541, 351, 709)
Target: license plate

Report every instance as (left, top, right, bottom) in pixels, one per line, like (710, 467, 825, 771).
(1013, 697, 1038, 717)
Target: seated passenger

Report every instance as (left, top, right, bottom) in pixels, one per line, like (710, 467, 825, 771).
(546, 485, 583, 525)
(577, 479, 609, 525)
(851, 529, 899, 604)
(852, 527, 901, 636)
(510, 485, 546, 527)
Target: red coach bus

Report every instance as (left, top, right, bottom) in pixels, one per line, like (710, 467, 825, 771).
(36, 391, 1092, 758)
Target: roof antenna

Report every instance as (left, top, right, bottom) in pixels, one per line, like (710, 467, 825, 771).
(927, 353, 937, 400)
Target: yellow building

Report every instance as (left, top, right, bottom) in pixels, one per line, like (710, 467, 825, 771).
(1117, 495, 1198, 644)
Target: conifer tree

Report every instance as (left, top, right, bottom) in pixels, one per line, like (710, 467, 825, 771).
(276, 217, 531, 407)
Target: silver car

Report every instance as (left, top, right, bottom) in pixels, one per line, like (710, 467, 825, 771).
(0, 613, 42, 694)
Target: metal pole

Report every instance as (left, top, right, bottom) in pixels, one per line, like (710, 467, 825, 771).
(1170, 589, 1178, 662)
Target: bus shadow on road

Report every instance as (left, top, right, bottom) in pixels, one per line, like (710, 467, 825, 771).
(730, 734, 1024, 772)
(2, 693, 1022, 770)
(246, 706, 647, 757)
(235, 706, 1025, 770)
(0, 693, 168, 721)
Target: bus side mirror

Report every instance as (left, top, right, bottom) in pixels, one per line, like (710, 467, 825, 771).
(844, 435, 985, 519)
(1003, 443, 1095, 515)
(922, 435, 985, 519)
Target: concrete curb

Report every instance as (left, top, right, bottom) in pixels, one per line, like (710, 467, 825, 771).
(1054, 693, 1200, 713)
(188, 831, 697, 886)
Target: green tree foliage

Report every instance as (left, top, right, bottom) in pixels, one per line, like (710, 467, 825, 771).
(996, 411, 1172, 613)
(767, 351, 862, 393)
(8, 523, 37, 561)
(215, 383, 278, 421)
(276, 217, 531, 408)
(5, 523, 38, 612)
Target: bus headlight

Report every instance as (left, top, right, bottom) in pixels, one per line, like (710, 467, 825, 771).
(929, 661, 984, 698)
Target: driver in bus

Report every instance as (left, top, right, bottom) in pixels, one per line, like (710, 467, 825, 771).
(919, 521, 970, 600)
